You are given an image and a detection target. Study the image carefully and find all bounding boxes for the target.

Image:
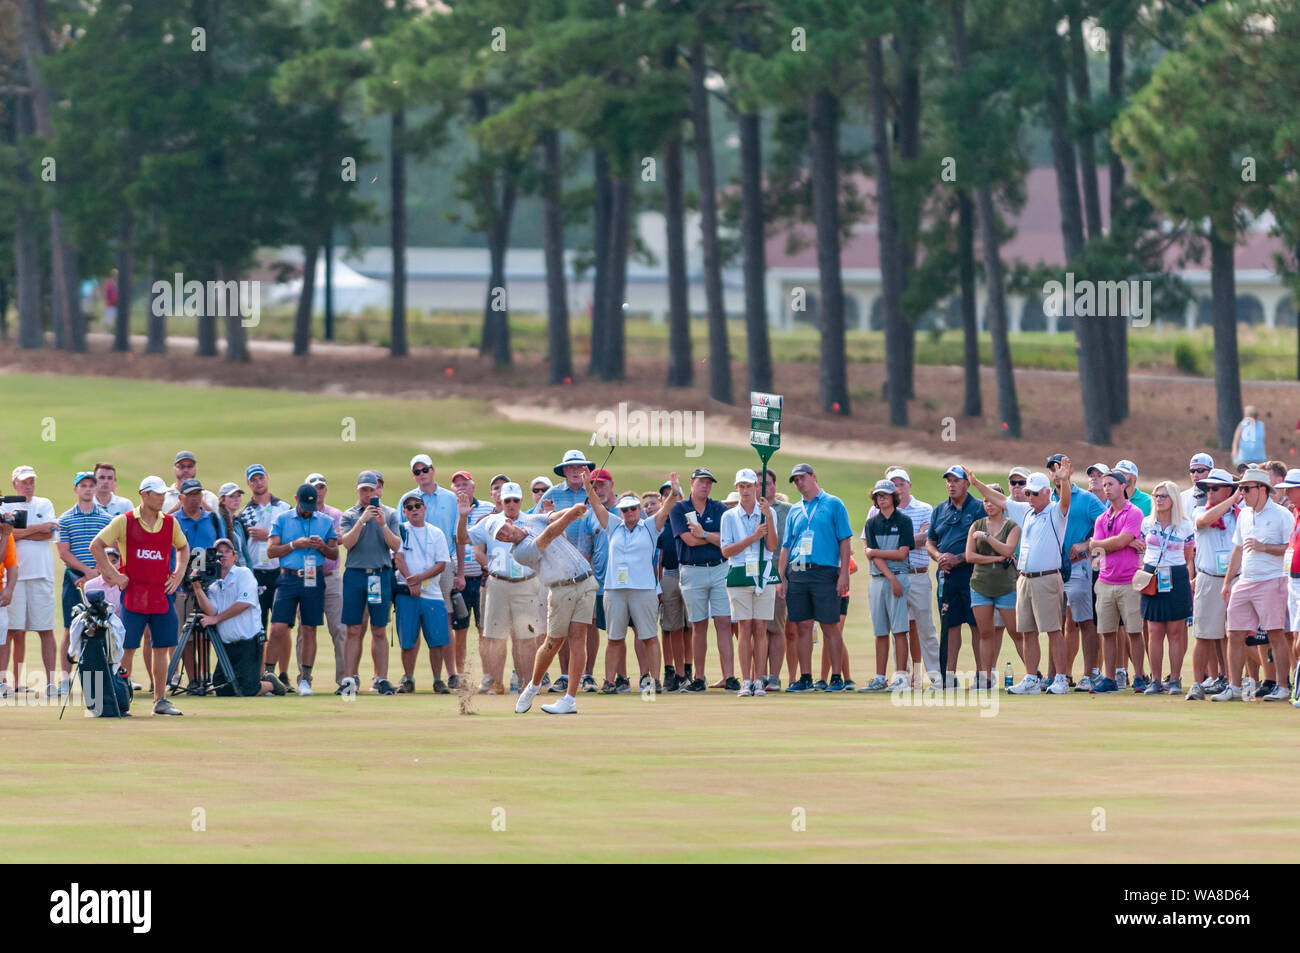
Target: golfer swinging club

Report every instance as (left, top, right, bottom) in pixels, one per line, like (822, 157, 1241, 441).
(503, 502, 597, 715)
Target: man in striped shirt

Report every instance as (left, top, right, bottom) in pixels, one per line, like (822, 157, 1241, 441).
(56, 472, 112, 694)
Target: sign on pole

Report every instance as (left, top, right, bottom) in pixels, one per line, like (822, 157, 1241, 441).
(750, 392, 783, 589)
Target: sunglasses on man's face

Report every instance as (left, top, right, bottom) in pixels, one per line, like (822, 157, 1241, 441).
(532, 487, 546, 494)
(412, 466, 432, 476)
(404, 501, 424, 511)
(1189, 467, 1210, 475)
(1009, 480, 1026, 487)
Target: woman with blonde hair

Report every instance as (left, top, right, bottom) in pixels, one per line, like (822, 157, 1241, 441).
(965, 483, 1021, 690)
(1139, 480, 1195, 694)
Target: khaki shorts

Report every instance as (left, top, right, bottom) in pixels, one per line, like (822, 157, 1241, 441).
(659, 572, 686, 632)
(604, 588, 659, 641)
(1016, 572, 1065, 635)
(766, 593, 789, 635)
(546, 575, 598, 640)
(7, 577, 55, 632)
(1193, 573, 1227, 639)
(1095, 579, 1142, 634)
(481, 575, 541, 640)
(727, 585, 776, 622)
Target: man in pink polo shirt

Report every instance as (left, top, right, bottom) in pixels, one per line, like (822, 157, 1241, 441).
(1089, 470, 1146, 693)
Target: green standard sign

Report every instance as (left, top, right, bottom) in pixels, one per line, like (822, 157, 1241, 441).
(750, 392, 782, 450)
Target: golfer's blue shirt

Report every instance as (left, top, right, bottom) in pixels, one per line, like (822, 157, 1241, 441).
(271, 510, 336, 571)
(781, 490, 852, 567)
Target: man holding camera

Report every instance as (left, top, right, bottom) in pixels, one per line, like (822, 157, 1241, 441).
(2, 465, 59, 697)
(172, 478, 224, 693)
(339, 471, 402, 695)
(190, 538, 280, 697)
(90, 475, 190, 716)
(267, 484, 339, 696)
(0, 522, 18, 698)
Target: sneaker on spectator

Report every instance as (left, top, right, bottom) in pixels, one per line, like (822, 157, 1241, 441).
(737, 680, 753, 697)
(638, 674, 653, 693)
(1115, 668, 1128, 690)
(1163, 678, 1182, 696)
(298, 679, 315, 696)
(1047, 674, 1070, 694)
(786, 675, 813, 693)
(548, 674, 568, 694)
(1262, 683, 1291, 701)
(615, 676, 631, 694)
(1211, 684, 1244, 701)
(812, 679, 828, 692)
(1185, 681, 1205, 700)
(1092, 676, 1119, 693)
(858, 674, 889, 693)
(580, 674, 598, 693)
(433, 678, 449, 695)
(752, 679, 767, 697)
(842, 679, 856, 692)
(886, 673, 910, 692)
(765, 675, 782, 693)
(1199, 675, 1218, 690)
(724, 676, 742, 691)
(826, 675, 845, 693)
(599, 679, 618, 695)
(374, 678, 397, 695)
(1142, 678, 1163, 695)
(1008, 675, 1041, 695)
(683, 678, 707, 693)
(1075, 675, 1093, 693)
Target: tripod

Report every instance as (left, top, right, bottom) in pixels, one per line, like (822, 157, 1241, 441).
(166, 588, 243, 697)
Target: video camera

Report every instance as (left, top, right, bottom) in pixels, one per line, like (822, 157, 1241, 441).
(0, 495, 28, 529)
(185, 547, 222, 589)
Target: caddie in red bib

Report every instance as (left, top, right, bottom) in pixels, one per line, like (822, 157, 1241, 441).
(91, 475, 190, 715)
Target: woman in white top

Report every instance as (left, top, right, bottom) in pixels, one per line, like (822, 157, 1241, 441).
(1138, 481, 1195, 695)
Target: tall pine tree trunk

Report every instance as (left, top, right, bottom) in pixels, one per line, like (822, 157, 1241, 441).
(114, 210, 134, 352)
(222, 263, 249, 362)
(146, 244, 166, 354)
(952, 0, 1017, 434)
(689, 34, 731, 404)
(1107, 15, 1129, 420)
(735, 23, 771, 394)
(604, 170, 631, 382)
(957, 189, 981, 417)
(540, 127, 572, 385)
(1210, 231, 1242, 449)
(390, 109, 408, 357)
(869, 37, 906, 427)
(894, 22, 923, 400)
(664, 124, 692, 388)
(1044, 13, 1108, 445)
(809, 88, 849, 415)
(293, 243, 318, 357)
(15, 96, 42, 349)
(590, 149, 612, 378)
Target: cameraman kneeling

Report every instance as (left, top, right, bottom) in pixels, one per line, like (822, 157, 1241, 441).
(190, 538, 279, 696)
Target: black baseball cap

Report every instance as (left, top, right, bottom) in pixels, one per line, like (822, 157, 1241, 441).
(179, 478, 203, 494)
(690, 468, 716, 482)
(788, 463, 816, 482)
(295, 483, 318, 511)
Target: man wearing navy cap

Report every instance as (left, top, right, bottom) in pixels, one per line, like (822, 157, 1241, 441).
(926, 465, 985, 686)
(267, 484, 339, 695)
(670, 467, 735, 692)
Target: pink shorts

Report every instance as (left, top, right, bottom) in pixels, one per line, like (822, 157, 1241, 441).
(1226, 576, 1288, 633)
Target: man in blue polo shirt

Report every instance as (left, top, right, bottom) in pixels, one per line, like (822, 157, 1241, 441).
(1046, 453, 1107, 690)
(173, 478, 225, 692)
(777, 463, 853, 692)
(56, 471, 112, 694)
(268, 484, 339, 695)
(926, 465, 985, 687)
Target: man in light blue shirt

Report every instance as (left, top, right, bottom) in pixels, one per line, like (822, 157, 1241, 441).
(407, 453, 461, 685)
(1049, 453, 1108, 690)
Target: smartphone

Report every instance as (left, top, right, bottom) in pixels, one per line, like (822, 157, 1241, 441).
(369, 497, 380, 509)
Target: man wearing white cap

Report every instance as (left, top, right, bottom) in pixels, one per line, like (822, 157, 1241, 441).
(1214, 467, 1294, 701)
(584, 471, 675, 693)
(90, 475, 190, 715)
(1085, 463, 1109, 503)
(866, 467, 939, 687)
(236, 464, 292, 649)
(1113, 460, 1150, 516)
(720, 468, 778, 696)
(1187, 469, 1239, 698)
(1183, 453, 1215, 523)
(1, 466, 58, 697)
(464, 483, 543, 694)
(408, 454, 461, 687)
(968, 460, 1075, 694)
(1007, 467, 1031, 504)
(527, 476, 553, 514)
(392, 490, 451, 693)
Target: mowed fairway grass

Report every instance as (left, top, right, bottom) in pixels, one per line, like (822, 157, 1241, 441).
(1, 372, 1298, 863)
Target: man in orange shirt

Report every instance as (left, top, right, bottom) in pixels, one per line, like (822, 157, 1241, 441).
(0, 522, 21, 698)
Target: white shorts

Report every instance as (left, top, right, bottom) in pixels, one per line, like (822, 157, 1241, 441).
(7, 577, 55, 633)
(1289, 577, 1300, 634)
(727, 585, 776, 622)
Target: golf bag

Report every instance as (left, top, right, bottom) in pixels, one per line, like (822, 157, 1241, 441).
(70, 594, 132, 718)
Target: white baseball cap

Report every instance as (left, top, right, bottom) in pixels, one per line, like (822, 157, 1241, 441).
(11, 465, 35, 482)
(530, 475, 553, 491)
(1008, 466, 1031, 480)
(1024, 472, 1052, 494)
(885, 467, 911, 484)
(500, 482, 524, 501)
(1113, 459, 1139, 479)
(734, 468, 758, 485)
(615, 495, 642, 510)
(1276, 469, 1300, 489)
(1189, 452, 1215, 470)
(409, 454, 433, 470)
(305, 472, 327, 486)
(139, 475, 168, 494)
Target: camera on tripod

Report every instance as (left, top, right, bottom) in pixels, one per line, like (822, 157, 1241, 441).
(185, 546, 221, 590)
(0, 495, 28, 529)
